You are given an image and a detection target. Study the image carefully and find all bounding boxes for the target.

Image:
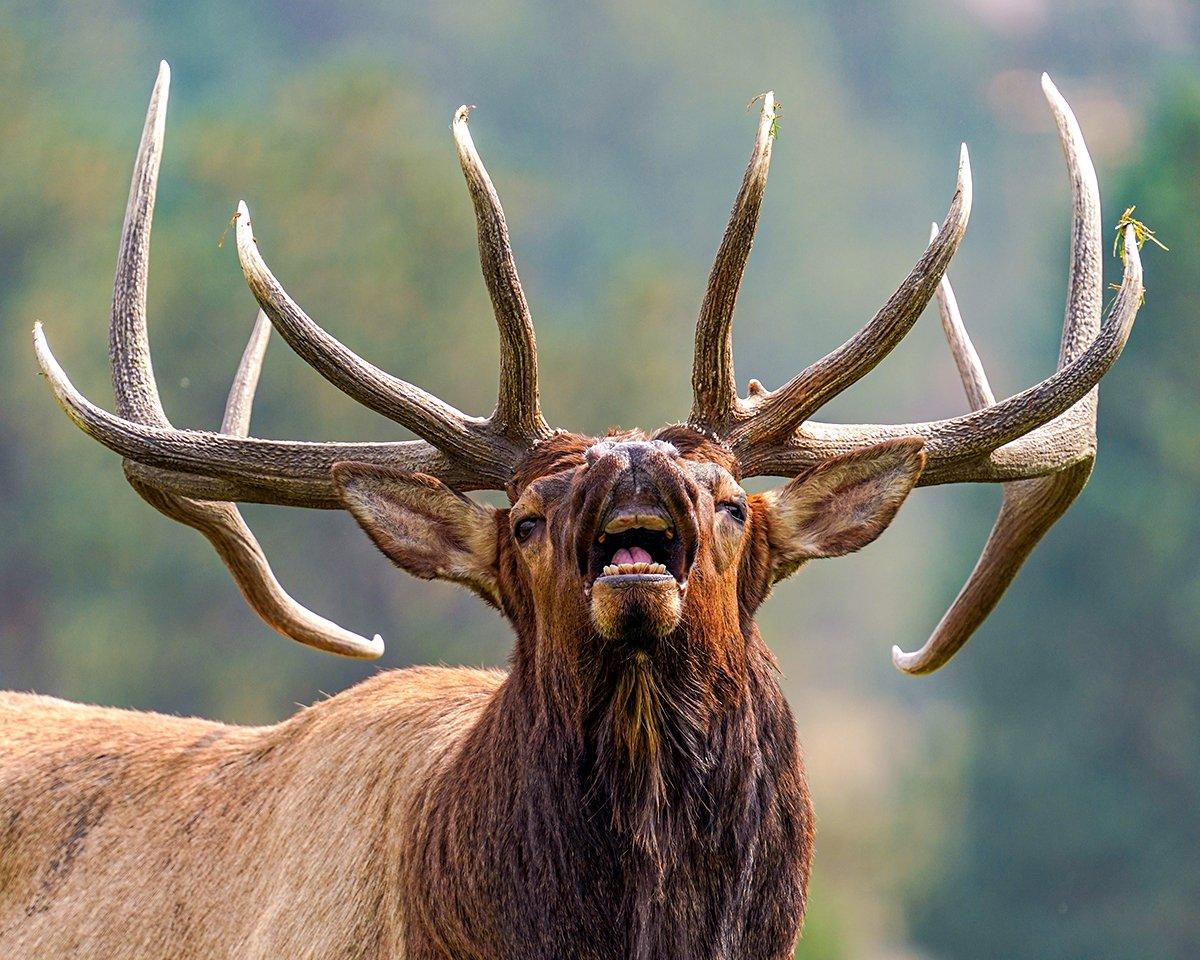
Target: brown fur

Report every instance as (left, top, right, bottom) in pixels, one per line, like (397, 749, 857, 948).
(1, 428, 926, 958)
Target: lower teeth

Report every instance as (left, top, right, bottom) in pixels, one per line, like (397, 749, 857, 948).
(601, 562, 669, 577)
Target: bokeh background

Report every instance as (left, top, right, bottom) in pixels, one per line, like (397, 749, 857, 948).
(2, 1, 1197, 956)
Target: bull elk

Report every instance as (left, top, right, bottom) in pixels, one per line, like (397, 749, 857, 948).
(3, 62, 1142, 958)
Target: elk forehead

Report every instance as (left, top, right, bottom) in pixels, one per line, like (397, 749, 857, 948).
(584, 438, 679, 465)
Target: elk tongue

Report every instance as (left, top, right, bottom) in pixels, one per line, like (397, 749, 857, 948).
(612, 546, 654, 566)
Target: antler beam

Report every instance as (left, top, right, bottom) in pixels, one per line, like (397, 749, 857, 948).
(890, 75, 1112, 673)
(692, 73, 1142, 672)
(34, 64, 557, 655)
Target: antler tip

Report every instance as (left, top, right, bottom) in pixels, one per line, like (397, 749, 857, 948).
(32, 321, 51, 364)
(453, 104, 473, 127)
(1121, 223, 1144, 280)
(234, 201, 254, 245)
(956, 143, 973, 215)
(754, 91, 777, 145)
(891, 643, 925, 675)
(31, 322, 85, 427)
(1040, 73, 1076, 127)
(156, 59, 171, 82)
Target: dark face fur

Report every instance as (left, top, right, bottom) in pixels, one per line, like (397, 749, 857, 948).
(509, 431, 744, 656)
(333, 426, 924, 698)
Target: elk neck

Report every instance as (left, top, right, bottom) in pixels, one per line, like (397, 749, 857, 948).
(398, 584, 809, 957)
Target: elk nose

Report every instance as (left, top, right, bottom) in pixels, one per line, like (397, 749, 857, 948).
(577, 439, 699, 584)
(588, 441, 685, 522)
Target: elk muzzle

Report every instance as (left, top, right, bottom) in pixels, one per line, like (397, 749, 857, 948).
(577, 440, 699, 641)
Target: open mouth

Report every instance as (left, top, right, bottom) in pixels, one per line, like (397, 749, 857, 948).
(587, 510, 688, 587)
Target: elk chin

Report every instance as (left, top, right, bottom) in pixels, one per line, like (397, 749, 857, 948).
(589, 574, 683, 641)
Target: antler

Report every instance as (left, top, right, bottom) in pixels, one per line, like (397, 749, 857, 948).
(889, 76, 1110, 674)
(691, 94, 974, 438)
(130, 311, 385, 658)
(34, 63, 553, 654)
(692, 74, 1144, 672)
(690, 91, 777, 430)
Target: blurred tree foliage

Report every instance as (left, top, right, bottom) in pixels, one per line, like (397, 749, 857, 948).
(1, 3, 1197, 958)
(908, 79, 1200, 960)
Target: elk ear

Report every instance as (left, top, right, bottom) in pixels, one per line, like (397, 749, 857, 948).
(760, 437, 925, 582)
(333, 464, 502, 607)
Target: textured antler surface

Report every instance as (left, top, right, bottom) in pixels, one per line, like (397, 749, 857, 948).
(60, 62, 381, 657)
(890, 76, 1115, 673)
(687, 73, 1142, 672)
(34, 64, 559, 657)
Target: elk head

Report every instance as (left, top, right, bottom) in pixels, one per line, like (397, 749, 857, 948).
(35, 64, 1143, 689)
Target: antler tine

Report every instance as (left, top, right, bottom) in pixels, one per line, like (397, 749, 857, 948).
(1043, 73, 1105, 368)
(452, 105, 550, 445)
(110, 60, 171, 425)
(131, 480, 385, 658)
(891, 74, 1109, 674)
(234, 203, 522, 469)
(130, 312, 384, 658)
(690, 91, 777, 432)
(728, 144, 972, 451)
(928, 222, 994, 409)
(213, 312, 381, 656)
(221, 309, 272, 435)
(83, 64, 382, 658)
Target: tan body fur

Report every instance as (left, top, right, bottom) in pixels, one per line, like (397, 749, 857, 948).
(0, 668, 499, 959)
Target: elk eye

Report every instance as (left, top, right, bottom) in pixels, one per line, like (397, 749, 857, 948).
(514, 517, 541, 543)
(719, 501, 746, 524)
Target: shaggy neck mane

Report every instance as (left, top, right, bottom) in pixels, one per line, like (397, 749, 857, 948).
(398, 435, 810, 958)
(415, 614, 799, 958)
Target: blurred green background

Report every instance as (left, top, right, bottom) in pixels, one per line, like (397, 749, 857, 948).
(1, 1, 1196, 957)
